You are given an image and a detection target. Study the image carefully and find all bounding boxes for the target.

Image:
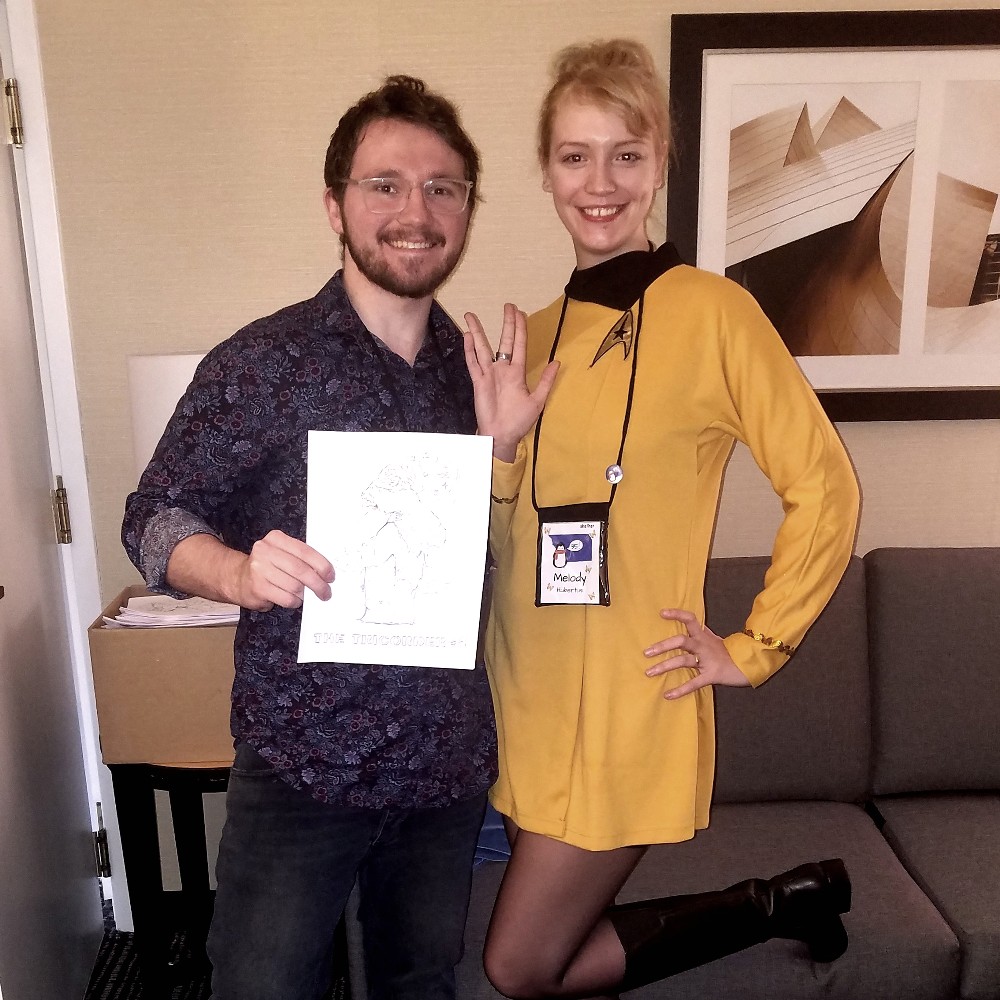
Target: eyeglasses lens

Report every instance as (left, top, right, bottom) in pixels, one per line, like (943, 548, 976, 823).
(356, 178, 470, 215)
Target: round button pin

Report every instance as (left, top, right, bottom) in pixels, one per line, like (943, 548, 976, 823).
(605, 464, 623, 484)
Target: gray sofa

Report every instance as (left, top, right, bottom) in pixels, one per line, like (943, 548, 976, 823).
(349, 547, 1000, 1000)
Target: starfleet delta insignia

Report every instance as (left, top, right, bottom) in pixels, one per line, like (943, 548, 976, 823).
(591, 310, 634, 366)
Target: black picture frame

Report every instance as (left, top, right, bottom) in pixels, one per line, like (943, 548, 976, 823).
(667, 10, 1000, 421)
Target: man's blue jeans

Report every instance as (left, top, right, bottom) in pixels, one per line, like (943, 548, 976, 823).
(207, 743, 488, 1000)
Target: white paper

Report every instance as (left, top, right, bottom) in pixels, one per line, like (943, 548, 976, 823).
(105, 594, 240, 628)
(297, 431, 492, 669)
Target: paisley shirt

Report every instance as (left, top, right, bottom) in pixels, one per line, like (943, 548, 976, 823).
(122, 272, 497, 809)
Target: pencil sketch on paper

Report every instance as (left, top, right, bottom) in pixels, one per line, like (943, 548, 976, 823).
(297, 430, 492, 669)
(356, 460, 448, 625)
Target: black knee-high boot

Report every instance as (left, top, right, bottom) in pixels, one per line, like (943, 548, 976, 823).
(607, 859, 851, 992)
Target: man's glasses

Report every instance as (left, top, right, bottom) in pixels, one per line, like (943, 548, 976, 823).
(341, 177, 474, 216)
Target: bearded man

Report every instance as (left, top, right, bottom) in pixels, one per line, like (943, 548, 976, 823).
(122, 75, 496, 1000)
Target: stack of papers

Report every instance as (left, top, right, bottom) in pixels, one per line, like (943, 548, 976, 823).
(103, 595, 241, 628)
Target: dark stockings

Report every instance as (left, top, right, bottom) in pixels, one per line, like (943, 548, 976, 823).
(483, 821, 851, 1000)
(483, 823, 645, 1000)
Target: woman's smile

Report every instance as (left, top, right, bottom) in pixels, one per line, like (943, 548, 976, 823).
(542, 99, 664, 269)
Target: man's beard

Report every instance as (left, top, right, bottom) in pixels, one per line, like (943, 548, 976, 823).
(342, 218, 466, 299)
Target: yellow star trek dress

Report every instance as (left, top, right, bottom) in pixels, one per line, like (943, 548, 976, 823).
(486, 244, 860, 851)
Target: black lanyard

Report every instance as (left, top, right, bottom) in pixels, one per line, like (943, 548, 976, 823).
(530, 292, 645, 513)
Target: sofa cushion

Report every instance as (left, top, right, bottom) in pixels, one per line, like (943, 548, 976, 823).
(867, 547, 1000, 794)
(875, 793, 1000, 1000)
(619, 801, 959, 1000)
(706, 556, 870, 804)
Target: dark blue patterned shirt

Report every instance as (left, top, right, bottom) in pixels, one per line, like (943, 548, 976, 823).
(122, 272, 497, 809)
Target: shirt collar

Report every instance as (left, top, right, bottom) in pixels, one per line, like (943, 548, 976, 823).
(317, 270, 461, 362)
(564, 242, 685, 310)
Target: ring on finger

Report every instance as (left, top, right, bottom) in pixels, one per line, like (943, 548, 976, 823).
(494, 352, 513, 363)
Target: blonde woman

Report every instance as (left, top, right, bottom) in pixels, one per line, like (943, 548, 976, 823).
(463, 39, 860, 999)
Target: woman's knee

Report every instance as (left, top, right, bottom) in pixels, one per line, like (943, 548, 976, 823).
(483, 937, 561, 999)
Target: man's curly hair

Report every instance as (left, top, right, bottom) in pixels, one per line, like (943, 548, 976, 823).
(324, 75, 480, 203)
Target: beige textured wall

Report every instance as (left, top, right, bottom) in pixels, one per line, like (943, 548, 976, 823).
(32, 0, 1000, 602)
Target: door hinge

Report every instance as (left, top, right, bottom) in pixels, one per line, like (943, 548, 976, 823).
(3, 77, 24, 148)
(94, 803, 112, 878)
(52, 475, 73, 544)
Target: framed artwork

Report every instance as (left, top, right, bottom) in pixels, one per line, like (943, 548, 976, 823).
(668, 10, 1000, 419)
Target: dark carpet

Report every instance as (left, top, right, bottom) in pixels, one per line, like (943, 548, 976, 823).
(85, 899, 349, 999)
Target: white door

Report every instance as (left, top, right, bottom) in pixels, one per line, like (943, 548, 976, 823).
(0, 75, 103, 999)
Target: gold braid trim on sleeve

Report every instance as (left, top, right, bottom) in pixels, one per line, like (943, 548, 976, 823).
(491, 492, 518, 505)
(743, 629, 795, 656)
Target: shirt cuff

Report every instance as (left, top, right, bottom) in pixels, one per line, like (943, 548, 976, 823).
(723, 629, 792, 688)
(138, 508, 221, 597)
(491, 439, 527, 503)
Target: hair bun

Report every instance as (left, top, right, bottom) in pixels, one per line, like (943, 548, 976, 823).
(536, 38, 670, 167)
(383, 75, 426, 94)
(551, 39, 656, 82)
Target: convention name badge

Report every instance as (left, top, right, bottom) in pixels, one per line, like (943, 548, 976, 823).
(535, 502, 611, 607)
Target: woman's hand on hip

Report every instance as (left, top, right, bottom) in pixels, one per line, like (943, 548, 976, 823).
(643, 608, 750, 699)
(463, 303, 559, 463)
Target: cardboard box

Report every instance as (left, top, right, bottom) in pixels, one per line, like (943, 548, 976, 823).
(88, 585, 236, 766)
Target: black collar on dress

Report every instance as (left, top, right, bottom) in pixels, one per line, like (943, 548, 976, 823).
(564, 242, 684, 311)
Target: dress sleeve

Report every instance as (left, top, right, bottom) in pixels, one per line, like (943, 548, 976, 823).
(711, 284, 860, 686)
(121, 335, 267, 596)
(488, 439, 527, 559)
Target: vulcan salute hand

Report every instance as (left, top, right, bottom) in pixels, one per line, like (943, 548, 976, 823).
(463, 303, 559, 463)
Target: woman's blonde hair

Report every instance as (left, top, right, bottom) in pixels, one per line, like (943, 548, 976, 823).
(537, 38, 671, 167)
